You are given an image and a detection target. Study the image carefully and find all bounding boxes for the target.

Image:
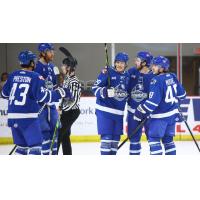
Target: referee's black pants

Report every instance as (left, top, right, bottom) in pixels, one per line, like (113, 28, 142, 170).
(57, 108, 80, 155)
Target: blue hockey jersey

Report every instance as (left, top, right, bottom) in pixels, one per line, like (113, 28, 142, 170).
(127, 67, 155, 114)
(92, 67, 129, 120)
(141, 73, 186, 120)
(35, 61, 58, 90)
(1, 69, 63, 120)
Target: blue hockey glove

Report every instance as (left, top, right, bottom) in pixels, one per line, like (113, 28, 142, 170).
(175, 113, 184, 123)
(133, 105, 147, 122)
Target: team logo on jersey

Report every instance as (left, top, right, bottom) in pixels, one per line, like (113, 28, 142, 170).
(113, 84, 128, 101)
(111, 76, 117, 80)
(150, 79, 157, 85)
(131, 83, 147, 102)
(45, 80, 53, 90)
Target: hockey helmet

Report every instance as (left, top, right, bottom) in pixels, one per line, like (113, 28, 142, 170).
(136, 51, 153, 67)
(18, 50, 37, 65)
(151, 56, 170, 70)
(115, 52, 129, 63)
(38, 43, 54, 52)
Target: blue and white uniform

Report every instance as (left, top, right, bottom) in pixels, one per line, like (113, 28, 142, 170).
(92, 67, 129, 155)
(1, 69, 66, 155)
(35, 60, 60, 155)
(127, 67, 155, 155)
(134, 56, 186, 155)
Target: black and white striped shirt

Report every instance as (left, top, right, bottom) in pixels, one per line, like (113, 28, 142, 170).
(61, 75, 81, 111)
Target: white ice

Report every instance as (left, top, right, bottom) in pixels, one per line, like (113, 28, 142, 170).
(0, 141, 200, 155)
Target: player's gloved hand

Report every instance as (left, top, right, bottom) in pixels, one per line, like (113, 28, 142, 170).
(102, 68, 108, 74)
(175, 113, 184, 123)
(107, 87, 115, 97)
(133, 105, 147, 122)
(100, 87, 115, 98)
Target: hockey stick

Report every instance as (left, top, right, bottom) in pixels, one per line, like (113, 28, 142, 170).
(59, 47, 73, 58)
(178, 107, 200, 152)
(9, 103, 47, 155)
(9, 145, 17, 155)
(118, 118, 147, 150)
(49, 118, 60, 155)
(59, 46, 77, 69)
(104, 43, 111, 87)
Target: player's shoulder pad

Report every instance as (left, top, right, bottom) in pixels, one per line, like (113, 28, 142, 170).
(150, 78, 157, 85)
(33, 71, 45, 80)
(53, 66, 60, 75)
(49, 62, 55, 67)
(169, 72, 178, 81)
(150, 75, 161, 85)
(127, 66, 138, 74)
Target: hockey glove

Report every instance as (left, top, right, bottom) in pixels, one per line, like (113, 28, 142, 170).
(175, 112, 184, 123)
(107, 87, 115, 97)
(99, 87, 115, 98)
(133, 104, 148, 122)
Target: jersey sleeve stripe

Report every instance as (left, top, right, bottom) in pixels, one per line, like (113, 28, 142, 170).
(1, 90, 9, 98)
(47, 90, 52, 103)
(94, 87, 101, 96)
(38, 91, 48, 102)
(177, 92, 186, 98)
(143, 104, 154, 112)
(92, 86, 99, 89)
(146, 100, 158, 106)
(150, 108, 179, 118)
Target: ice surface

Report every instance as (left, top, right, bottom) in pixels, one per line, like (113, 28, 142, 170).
(0, 141, 199, 155)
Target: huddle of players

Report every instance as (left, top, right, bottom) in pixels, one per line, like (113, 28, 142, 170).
(1, 44, 75, 155)
(1, 44, 186, 155)
(92, 51, 186, 155)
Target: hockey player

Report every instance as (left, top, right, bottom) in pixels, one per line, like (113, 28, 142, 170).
(127, 51, 154, 155)
(1, 50, 71, 155)
(34, 43, 60, 155)
(92, 52, 129, 155)
(58, 57, 81, 155)
(133, 56, 186, 155)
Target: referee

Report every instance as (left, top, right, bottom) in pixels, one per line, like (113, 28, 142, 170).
(57, 57, 81, 155)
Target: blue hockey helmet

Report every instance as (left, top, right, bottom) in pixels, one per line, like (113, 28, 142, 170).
(136, 51, 153, 67)
(38, 43, 54, 52)
(151, 56, 170, 70)
(18, 50, 37, 65)
(115, 52, 129, 63)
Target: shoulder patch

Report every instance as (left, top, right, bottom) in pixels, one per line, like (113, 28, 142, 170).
(150, 79, 157, 85)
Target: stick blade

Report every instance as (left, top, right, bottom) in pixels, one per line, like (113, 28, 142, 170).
(59, 47, 73, 58)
